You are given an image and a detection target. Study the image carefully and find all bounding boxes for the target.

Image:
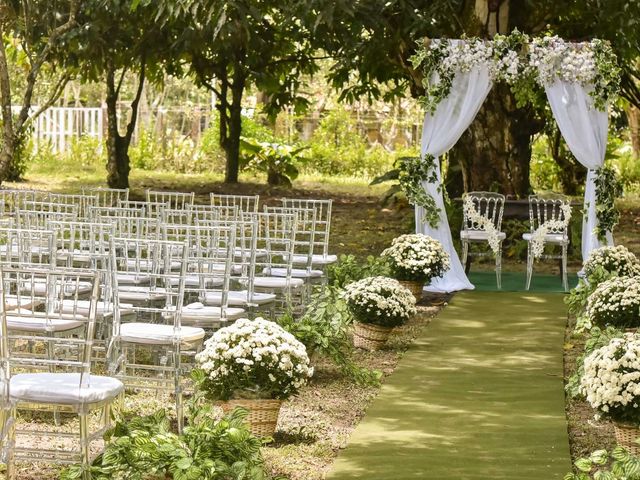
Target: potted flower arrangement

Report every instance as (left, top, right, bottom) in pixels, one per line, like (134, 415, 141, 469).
(584, 276, 640, 331)
(343, 276, 417, 350)
(580, 334, 640, 454)
(194, 317, 313, 437)
(381, 233, 450, 301)
(583, 245, 640, 279)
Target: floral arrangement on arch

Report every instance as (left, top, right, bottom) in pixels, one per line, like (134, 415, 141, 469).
(529, 202, 572, 260)
(580, 334, 640, 423)
(381, 233, 450, 284)
(194, 318, 314, 401)
(583, 245, 640, 279)
(584, 276, 640, 330)
(462, 195, 502, 256)
(343, 276, 417, 328)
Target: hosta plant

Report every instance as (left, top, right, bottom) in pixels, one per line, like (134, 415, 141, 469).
(381, 233, 450, 284)
(565, 447, 640, 480)
(343, 276, 416, 328)
(194, 318, 313, 401)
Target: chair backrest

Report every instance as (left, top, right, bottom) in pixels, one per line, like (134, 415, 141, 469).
(118, 200, 169, 218)
(462, 192, 506, 232)
(281, 198, 331, 257)
(82, 187, 129, 208)
(146, 190, 194, 210)
(0, 227, 56, 267)
(265, 206, 316, 269)
(210, 193, 259, 213)
(0, 266, 100, 384)
(528, 194, 571, 233)
(190, 204, 239, 222)
(0, 188, 48, 213)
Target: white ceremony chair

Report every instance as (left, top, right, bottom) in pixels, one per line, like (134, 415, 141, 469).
(210, 193, 259, 213)
(107, 237, 204, 432)
(281, 198, 337, 267)
(118, 199, 169, 219)
(460, 192, 506, 289)
(82, 187, 129, 208)
(146, 190, 194, 210)
(523, 194, 571, 292)
(0, 227, 56, 268)
(0, 266, 124, 478)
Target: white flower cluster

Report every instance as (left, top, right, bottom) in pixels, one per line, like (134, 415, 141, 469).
(529, 36, 597, 86)
(493, 49, 522, 83)
(195, 317, 313, 399)
(381, 233, 450, 282)
(343, 276, 417, 327)
(585, 276, 640, 329)
(529, 203, 572, 260)
(441, 40, 494, 74)
(581, 334, 640, 420)
(462, 196, 502, 255)
(583, 245, 640, 278)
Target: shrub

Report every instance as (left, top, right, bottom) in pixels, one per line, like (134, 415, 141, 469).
(565, 446, 640, 480)
(381, 233, 450, 284)
(583, 245, 640, 279)
(327, 254, 390, 289)
(584, 276, 640, 329)
(343, 276, 416, 328)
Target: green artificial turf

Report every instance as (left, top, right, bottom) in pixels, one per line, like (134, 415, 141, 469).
(328, 291, 571, 480)
(468, 270, 579, 292)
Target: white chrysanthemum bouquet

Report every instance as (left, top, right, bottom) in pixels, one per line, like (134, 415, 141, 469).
(583, 245, 640, 279)
(194, 318, 313, 401)
(585, 276, 640, 329)
(581, 334, 640, 423)
(343, 276, 416, 328)
(381, 234, 450, 283)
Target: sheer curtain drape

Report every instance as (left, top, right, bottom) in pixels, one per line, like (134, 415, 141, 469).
(545, 81, 613, 261)
(416, 63, 493, 292)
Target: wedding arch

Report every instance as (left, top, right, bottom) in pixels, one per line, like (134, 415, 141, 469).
(406, 31, 621, 293)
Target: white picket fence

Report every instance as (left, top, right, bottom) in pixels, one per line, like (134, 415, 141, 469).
(12, 106, 103, 153)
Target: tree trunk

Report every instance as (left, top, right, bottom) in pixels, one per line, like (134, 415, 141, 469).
(627, 105, 640, 158)
(449, 84, 542, 197)
(549, 127, 585, 195)
(0, 37, 15, 184)
(223, 77, 245, 184)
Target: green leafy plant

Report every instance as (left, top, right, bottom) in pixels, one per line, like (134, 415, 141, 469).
(595, 166, 624, 241)
(60, 403, 268, 480)
(565, 446, 640, 479)
(240, 137, 308, 186)
(327, 254, 390, 289)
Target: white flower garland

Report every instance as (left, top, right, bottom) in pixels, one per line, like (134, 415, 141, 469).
(529, 203, 572, 260)
(462, 196, 501, 255)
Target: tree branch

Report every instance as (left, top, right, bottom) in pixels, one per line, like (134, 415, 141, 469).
(125, 57, 146, 143)
(27, 72, 72, 124)
(115, 66, 128, 98)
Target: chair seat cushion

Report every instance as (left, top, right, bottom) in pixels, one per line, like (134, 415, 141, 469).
(169, 275, 224, 288)
(20, 279, 93, 297)
(522, 232, 568, 243)
(247, 277, 305, 289)
(6, 310, 85, 332)
(291, 254, 338, 266)
(58, 299, 135, 318)
(5, 295, 42, 311)
(203, 290, 276, 306)
(460, 230, 506, 241)
(262, 267, 323, 279)
(116, 273, 151, 285)
(10, 373, 124, 405)
(117, 286, 168, 303)
(180, 302, 245, 325)
(119, 322, 205, 345)
(125, 259, 182, 271)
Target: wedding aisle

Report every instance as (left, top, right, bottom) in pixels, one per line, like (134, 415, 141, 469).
(328, 291, 571, 479)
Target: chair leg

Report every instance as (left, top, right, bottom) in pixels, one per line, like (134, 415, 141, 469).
(525, 243, 534, 291)
(79, 413, 91, 480)
(461, 240, 470, 274)
(5, 407, 16, 480)
(562, 244, 568, 292)
(496, 243, 502, 290)
(174, 351, 184, 434)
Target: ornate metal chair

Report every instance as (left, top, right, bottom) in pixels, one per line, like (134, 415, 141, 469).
(460, 191, 506, 289)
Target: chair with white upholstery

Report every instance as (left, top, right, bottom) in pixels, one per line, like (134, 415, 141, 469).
(460, 192, 506, 289)
(0, 266, 124, 478)
(523, 194, 571, 292)
(107, 237, 204, 432)
(146, 190, 194, 210)
(210, 193, 259, 213)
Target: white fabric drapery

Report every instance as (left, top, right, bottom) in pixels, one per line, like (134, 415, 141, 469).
(416, 64, 493, 293)
(545, 81, 613, 260)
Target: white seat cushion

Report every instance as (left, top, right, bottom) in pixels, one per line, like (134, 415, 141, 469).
(5, 295, 42, 311)
(292, 254, 338, 266)
(20, 279, 93, 297)
(169, 275, 224, 288)
(249, 277, 305, 289)
(119, 322, 205, 345)
(58, 299, 136, 319)
(203, 290, 276, 306)
(10, 373, 123, 405)
(56, 249, 93, 264)
(460, 230, 506, 241)
(263, 267, 323, 279)
(116, 273, 151, 285)
(6, 310, 85, 332)
(125, 259, 182, 271)
(522, 232, 568, 243)
(117, 286, 168, 303)
(180, 302, 245, 324)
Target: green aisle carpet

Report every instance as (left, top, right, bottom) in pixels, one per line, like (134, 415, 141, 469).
(328, 292, 571, 480)
(468, 270, 579, 292)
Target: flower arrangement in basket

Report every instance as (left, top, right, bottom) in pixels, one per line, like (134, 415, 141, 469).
(583, 245, 640, 279)
(580, 334, 640, 453)
(194, 317, 313, 437)
(381, 233, 450, 301)
(343, 276, 417, 351)
(584, 276, 640, 331)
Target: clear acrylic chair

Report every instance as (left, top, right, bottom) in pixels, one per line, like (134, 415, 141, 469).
(210, 193, 259, 213)
(118, 200, 169, 219)
(523, 194, 571, 292)
(281, 198, 336, 267)
(0, 266, 124, 478)
(146, 190, 194, 210)
(190, 204, 238, 222)
(107, 237, 204, 433)
(46, 193, 98, 219)
(460, 192, 506, 289)
(82, 187, 129, 208)
(0, 188, 48, 213)
(0, 227, 57, 268)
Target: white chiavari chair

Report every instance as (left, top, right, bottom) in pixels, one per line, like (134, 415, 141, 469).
(145, 190, 194, 210)
(210, 193, 259, 213)
(118, 200, 168, 219)
(82, 187, 129, 208)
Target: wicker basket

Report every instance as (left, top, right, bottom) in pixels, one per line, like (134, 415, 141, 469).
(353, 321, 392, 351)
(398, 280, 424, 302)
(218, 399, 283, 437)
(613, 422, 640, 455)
